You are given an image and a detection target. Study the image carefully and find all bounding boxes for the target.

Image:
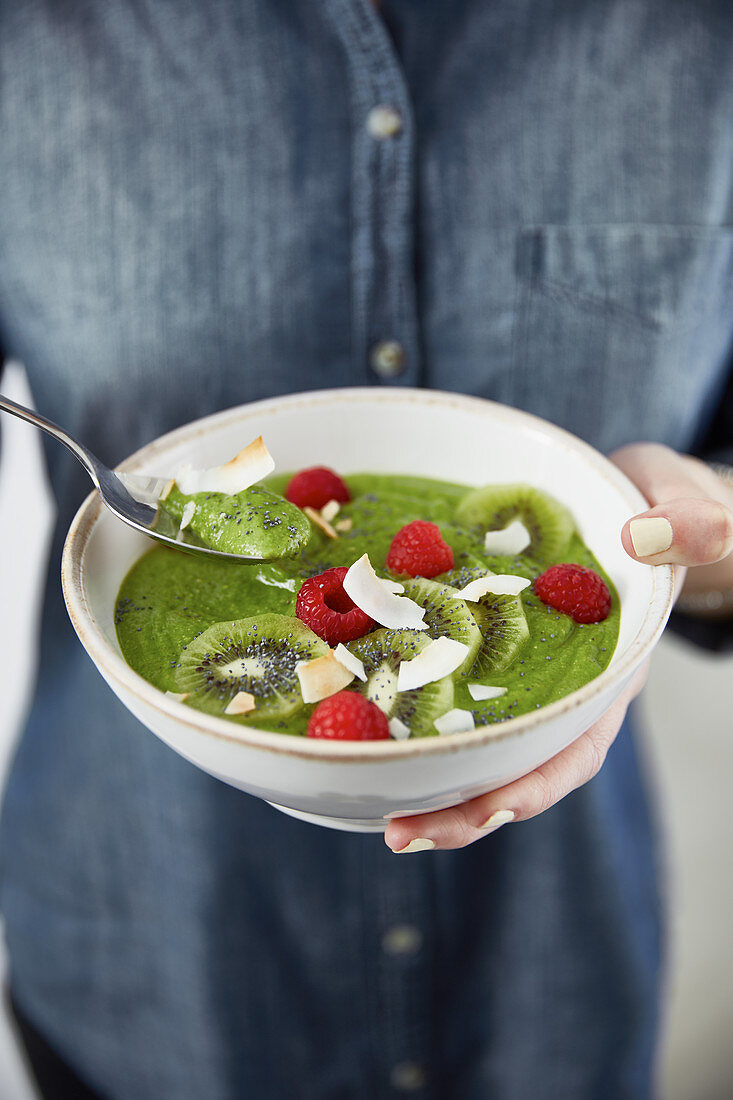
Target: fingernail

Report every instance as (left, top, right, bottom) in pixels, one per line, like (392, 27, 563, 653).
(394, 838, 436, 854)
(630, 517, 673, 558)
(478, 809, 515, 831)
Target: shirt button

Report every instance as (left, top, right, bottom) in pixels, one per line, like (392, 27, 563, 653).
(381, 924, 423, 957)
(370, 340, 406, 378)
(366, 104, 403, 139)
(390, 1062, 427, 1092)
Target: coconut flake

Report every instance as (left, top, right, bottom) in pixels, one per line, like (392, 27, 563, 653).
(483, 519, 531, 556)
(379, 577, 405, 594)
(159, 478, 175, 502)
(296, 652, 354, 704)
(174, 435, 275, 496)
(467, 683, 507, 701)
(434, 708, 475, 736)
(179, 500, 197, 530)
(333, 644, 367, 682)
(343, 554, 427, 630)
(397, 636, 470, 692)
(451, 574, 531, 600)
(224, 691, 257, 716)
(304, 506, 338, 540)
(165, 690, 190, 703)
(335, 518, 353, 533)
(388, 716, 411, 741)
(321, 499, 341, 523)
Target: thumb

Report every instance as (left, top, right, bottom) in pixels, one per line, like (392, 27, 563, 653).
(611, 445, 733, 567)
(622, 499, 733, 566)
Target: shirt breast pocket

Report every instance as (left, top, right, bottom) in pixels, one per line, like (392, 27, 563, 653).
(510, 225, 733, 454)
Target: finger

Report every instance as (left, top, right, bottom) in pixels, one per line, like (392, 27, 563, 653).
(622, 498, 733, 567)
(611, 444, 733, 565)
(385, 662, 649, 854)
(384, 722, 616, 852)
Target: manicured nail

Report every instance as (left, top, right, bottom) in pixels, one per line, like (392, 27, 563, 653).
(394, 838, 436, 854)
(478, 809, 515, 831)
(630, 517, 673, 558)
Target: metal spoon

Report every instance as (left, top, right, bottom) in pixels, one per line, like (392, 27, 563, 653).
(0, 393, 282, 561)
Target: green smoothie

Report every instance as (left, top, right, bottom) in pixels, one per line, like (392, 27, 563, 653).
(115, 474, 619, 737)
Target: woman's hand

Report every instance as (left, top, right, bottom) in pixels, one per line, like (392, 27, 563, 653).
(384, 443, 733, 854)
(612, 444, 733, 606)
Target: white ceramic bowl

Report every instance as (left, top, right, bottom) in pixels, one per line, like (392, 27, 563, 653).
(62, 388, 674, 832)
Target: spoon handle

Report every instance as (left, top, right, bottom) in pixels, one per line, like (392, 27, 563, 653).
(0, 392, 105, 489)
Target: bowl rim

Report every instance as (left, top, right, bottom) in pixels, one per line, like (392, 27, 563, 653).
(62, 387, 674, 763)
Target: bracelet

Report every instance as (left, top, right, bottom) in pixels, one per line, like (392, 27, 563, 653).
(674, 462, 733, 616)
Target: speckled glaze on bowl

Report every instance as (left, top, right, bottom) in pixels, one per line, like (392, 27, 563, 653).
(62, 388, 674, 832)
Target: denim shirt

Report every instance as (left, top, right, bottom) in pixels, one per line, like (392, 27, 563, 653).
(0, 3, 731, 1097)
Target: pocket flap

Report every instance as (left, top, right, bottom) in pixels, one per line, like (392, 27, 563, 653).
(518, 225, 733, 331)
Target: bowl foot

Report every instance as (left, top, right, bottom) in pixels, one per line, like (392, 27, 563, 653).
(266, 801, 387, 833)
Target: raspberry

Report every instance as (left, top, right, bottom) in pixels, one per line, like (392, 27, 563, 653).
(296, 566, 374, 645)
(533, 564, 612, 624)
(307, 691, 390, 741)
(285, 467, 351, 510)
(385, 520, 454, 578)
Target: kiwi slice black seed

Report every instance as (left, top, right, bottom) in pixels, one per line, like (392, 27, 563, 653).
(398, 577, 482, 676)
(454, 483, 575, 563)
(346, 628, 453, 737)
(174, 613, 328, 719)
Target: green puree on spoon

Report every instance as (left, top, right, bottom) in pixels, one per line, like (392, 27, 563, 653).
(160, 483, 310, 559)
(153, 434, 310, 560)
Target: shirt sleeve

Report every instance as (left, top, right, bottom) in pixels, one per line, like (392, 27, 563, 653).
(695, 358, 733, 467)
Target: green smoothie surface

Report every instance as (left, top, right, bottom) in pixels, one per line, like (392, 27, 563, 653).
(116, 473, 619, 737)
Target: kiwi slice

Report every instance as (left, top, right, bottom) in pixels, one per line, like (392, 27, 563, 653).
(437, 557, 491, 591)
(470, 593, 530, 675)
(441, 565, 530, 676)
(398, 577, 482, 675)
(454, 483, 575, 563)
(346, 629, 453, 737)
(174, 613, 328, 719)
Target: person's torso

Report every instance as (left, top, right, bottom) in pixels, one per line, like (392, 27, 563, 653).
(1, 0, 731, 487)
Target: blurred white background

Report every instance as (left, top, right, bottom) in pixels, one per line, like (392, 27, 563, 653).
(0, 362, 731, 1100)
